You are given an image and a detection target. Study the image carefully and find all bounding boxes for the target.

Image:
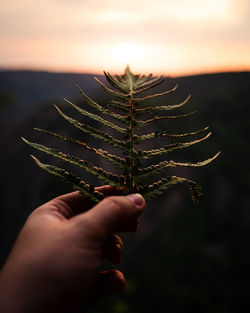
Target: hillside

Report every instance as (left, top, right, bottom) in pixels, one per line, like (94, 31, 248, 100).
(0, 70, 103, 116)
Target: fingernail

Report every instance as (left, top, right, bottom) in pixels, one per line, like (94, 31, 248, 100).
(116, 243, 123, 263)
(126, 193, 145, 207)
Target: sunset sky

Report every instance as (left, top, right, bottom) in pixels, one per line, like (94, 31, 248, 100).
(1, 0, 249, 75)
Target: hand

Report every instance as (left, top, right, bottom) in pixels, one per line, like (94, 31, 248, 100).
(0, 186, 145, 313)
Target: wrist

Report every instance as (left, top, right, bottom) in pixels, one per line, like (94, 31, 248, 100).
(0, 260, 44, 313)
(0, 268, 25, 313)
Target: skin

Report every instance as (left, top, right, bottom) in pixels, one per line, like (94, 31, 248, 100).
(0, 186, 145, 313)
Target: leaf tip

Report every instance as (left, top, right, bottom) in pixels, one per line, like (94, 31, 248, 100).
(21, 137, 28, 143)
(30, 154, 41, 165)
(173, 83, 178, 91)
(53, 104, 60, 112)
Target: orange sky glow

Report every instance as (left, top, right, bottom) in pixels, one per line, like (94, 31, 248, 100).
(0, 0, 249, 76)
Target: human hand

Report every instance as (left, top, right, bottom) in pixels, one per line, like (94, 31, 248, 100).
(0, 186, 145, 313)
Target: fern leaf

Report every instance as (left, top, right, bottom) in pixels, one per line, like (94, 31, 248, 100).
(114, 67, 166, 92)
(23, 66, 219, 204)
(141, 132, 212, 159)
(133, 84, 178, 102)
(135, 75, 163, 89)
(116, 66, 140, 91)
(104, 71, 129, 92)
(94, 77, 129, 100)
(136, 95, 191, 113)
(34, 127, 97, 151)
(139, 111, 196, 126)
(22, 138, 122, 186)
(64, 99, 127, 134)
(30, 155, 104, 202)
(155, 126, 210, 138)
(54, 105, 128, 150)
(76, 85, 128, 123)
(135, 152, 220, 182)
(169, 152, 221, 168)
(34, 128, 127, 168)
(132, 77, 166, 95)
(142, 176, 202, 203)
(135, 161, 172, 182)
(107, 101, 130, 113)
(137, 126, 209, 143)
(102, 109, 129, 123)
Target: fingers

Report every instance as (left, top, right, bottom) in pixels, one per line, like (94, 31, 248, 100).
(46, 185, 124, 218)
(97, 270, 126, 298)
(75, 193, 145, 239)
(103, 234, 123, 264)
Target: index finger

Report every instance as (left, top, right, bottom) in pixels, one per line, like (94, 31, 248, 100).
(51, 185, 124, 218)
(73, 194, 146, 239)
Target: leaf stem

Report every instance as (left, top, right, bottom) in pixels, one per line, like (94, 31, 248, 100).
(129, 98, 135, 191)
(128, 77, 136, 192)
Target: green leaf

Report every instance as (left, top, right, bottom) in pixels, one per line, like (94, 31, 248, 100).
(136, 75, 164, 89)
(135, 152, 220, 182)
(30, 155, 104, 203)
(76, 85, 128, 123)
(107, 101, 130, 113)
(155, 126, 210, 138)
(116, 66, 139, 91)
(141, 132, 212, 159)
(54, 105, 128, 150)
(168, 152, 221, 168)
(64, 98, 127, 134)
(135, 95, 191, 113)
(135, 160, 172, 182)
(23, 66, 219, 204)
(34, 128, 127, 169)
(22, 138, 122, 186)
(132, 77, 166, 95)
(137, 126, 210, 143)
(138, 110, 196, 126)
(142, 176, 202, 203)
(94, 77, 130, 100)
(104, 71, 129, 92)
(133, 84, 178, 102)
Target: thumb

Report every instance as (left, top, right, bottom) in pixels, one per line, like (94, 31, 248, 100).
(73, 194, 145, 238)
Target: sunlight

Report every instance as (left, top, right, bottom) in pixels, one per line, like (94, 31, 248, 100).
(176, 0, 232, 21)
(151, 0, 233, 22)
(112, 43, 142, 67)
(0, 0, 249, 74)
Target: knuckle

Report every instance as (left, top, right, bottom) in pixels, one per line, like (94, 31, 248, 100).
(103, 196, 120, 209)
(103, 196, 132, 215)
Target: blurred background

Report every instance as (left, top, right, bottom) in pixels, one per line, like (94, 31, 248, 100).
(0, 0, 250, 312)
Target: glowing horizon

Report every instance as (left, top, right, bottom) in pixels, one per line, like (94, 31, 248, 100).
(0, 0, 249, 76)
